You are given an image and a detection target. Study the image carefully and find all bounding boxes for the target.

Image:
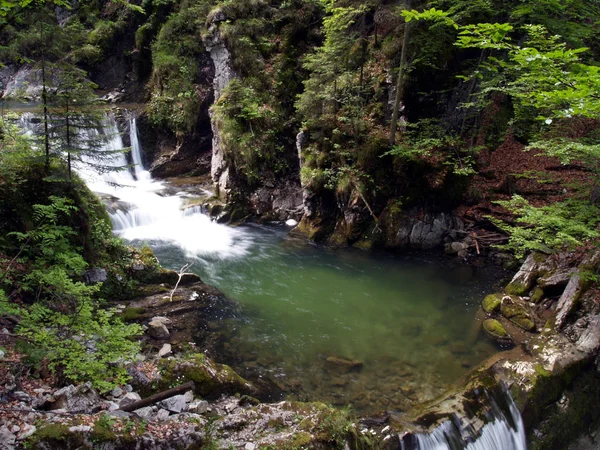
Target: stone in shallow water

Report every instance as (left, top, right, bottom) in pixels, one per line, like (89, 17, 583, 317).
(483, 319, 513, 346)
(325, 356, 363, 373)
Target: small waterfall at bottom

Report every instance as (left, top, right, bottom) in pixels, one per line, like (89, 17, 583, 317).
(399, 388, 527, 450)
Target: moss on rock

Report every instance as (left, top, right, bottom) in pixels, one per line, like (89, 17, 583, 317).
(501, 296, 536, 331)
(531, 287, 545, 304)
(157, 353, 254, 399)
(505, 280, 529, 296)
(482, 293, 502, 313)
(482, 319, 512, 346)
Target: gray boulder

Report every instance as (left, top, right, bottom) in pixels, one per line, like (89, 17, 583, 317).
(50, 383, 100, 413)
(158, 394, 187, 413)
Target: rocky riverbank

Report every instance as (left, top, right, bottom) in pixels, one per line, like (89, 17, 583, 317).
(1, 246, 599, 449)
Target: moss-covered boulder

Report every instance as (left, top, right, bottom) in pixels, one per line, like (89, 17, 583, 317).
(482, 293, 502, 314)
(501, 296, 536, 331)
(482, 319, 512, 345)
(505, 253, 549, 296)
(131, 353, 255, 399)
(530, 286, 545, 304)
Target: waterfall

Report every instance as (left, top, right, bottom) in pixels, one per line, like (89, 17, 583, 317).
(400, 388, 527, 450)
(129, 117, 151, 183)
(17, 111, 253, 259)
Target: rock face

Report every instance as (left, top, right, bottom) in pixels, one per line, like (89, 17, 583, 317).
(204, 7, 237, 200)
(1, 65, 46, 99)
(389, 211, 465, 249)
(249, 181, 304, 221)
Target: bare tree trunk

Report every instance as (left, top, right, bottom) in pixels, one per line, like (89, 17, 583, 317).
(66, 101, 71, 180)
(41, 58, 50, 172)
(169, 263, 192, 302)
(118, 381, 195, 412)
(389, 0, 412, 146)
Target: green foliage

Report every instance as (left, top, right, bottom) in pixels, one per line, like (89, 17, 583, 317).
(147, 2, 209, 132)
(213, 78, 286, 185)
(402, 7, 458, 29)
(0, 195, 141, 390)
(490, 195, 600, 258)
(383, 120, 478, 176)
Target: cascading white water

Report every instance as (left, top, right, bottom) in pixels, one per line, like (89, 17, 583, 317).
(92, 115, 253, 258)
(18, 112, 253, 259)
(400, 389, 527, 450)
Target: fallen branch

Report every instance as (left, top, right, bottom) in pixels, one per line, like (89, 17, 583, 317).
(472, 232, 481, 255)
(169, 263, 192, 302)
(351, 181, 382, 233)
(118, 381, 195, 412)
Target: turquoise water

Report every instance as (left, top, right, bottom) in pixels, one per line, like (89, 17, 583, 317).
(149, 224, 504, 414)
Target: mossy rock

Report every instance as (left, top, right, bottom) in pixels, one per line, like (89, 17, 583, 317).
(531, 287, 545, 304)
(157, 354, 254, 399)
(146, 269, 202, 286)
(121, 307, 147, 321)
(482, 293, 502, 313)
(28, 424, 84, 447)
(482, 319, 512, 345)
(505, 281, 529, 296)
(501, 296, 536, 331)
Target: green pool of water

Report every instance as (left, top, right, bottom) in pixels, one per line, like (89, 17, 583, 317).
(150, 224, 505, 413)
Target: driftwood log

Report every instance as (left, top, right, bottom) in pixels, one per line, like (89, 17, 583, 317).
(118, 381, 195, 412)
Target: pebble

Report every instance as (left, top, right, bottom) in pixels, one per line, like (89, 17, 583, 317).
(245, 444, 256, 450)
(158, 343, 172, 358)
(0, 349, 5, 358)
(119, 392, 142, 407)
(124, 385, 133, 393)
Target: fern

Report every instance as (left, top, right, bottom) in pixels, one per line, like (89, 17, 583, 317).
(491, 195, 600, 258)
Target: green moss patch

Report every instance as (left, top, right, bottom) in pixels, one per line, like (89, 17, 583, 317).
(482, 293, 502, 313)
(501, 296, 535, 331)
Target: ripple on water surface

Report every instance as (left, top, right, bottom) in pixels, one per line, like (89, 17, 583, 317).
(147, 223, 504, 414)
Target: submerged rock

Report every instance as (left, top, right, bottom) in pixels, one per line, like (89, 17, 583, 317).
(325, 356, 364, 373)
(483, 319, 512, 345)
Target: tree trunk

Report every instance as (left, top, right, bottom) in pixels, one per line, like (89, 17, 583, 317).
(66, 101, 71, 180)
(389, 0, 412, 146)
(118, 381, 195, 412)
(41, 59, 50, 172)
